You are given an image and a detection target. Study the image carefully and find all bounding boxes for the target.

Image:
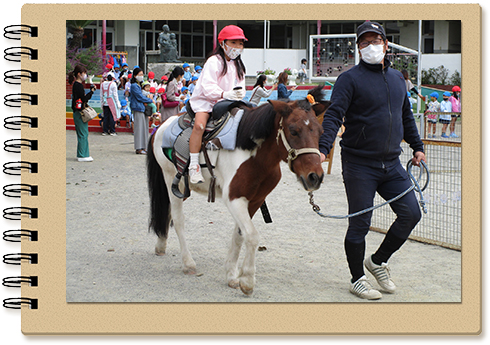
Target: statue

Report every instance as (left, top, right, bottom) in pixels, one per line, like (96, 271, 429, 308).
(158, 25, 180, 63)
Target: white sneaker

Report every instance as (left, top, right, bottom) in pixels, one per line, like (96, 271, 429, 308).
(350, 275, 382, 300)
(189, 164, 204, 184)
(364, 256, 396, 293)
(77, 156, 94, 162)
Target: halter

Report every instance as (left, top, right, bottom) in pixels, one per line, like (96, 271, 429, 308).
(276, 116, 321, 172)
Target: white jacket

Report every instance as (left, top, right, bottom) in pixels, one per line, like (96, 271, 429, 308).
(189, 55, 245, 113)
(100, 80, 120, 108)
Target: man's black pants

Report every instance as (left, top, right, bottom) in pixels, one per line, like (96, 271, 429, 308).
(341, 158, 422, 282)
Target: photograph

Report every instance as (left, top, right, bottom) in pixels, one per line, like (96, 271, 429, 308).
(65, 19, 462, 303)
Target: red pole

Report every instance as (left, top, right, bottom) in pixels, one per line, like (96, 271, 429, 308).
(213, 20, 217, 50)
(102, 20, 107, 65)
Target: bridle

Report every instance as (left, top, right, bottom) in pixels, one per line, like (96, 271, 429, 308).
(276, 116, 321, 172)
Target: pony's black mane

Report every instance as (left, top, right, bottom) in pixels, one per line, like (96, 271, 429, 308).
(235, 83, 327, 151)
(236, 103, 277, 151)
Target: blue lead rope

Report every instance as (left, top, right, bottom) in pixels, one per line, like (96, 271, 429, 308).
(308, 160, 430, 219)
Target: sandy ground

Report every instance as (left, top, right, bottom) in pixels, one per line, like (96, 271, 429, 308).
(66, 130, 461, 303)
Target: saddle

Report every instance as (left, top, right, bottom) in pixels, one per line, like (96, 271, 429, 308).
(170, 99, 250, 201)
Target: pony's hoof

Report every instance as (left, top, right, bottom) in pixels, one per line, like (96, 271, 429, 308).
(228, 279, 240, 289)
(183, 266, 197, 275)
(239, 280, 254, 296)
(155, 248, 166, 256)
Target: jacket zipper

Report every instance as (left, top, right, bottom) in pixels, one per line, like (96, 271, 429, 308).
(382, 68, 393, 169)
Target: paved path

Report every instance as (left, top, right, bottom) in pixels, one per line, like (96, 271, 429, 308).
(66, 130, 461, 302)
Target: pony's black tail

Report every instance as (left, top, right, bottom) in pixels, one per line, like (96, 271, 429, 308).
(146, 134, 171, 239)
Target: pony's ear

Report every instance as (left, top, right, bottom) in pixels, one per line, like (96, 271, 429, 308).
(312, 100, 332, 117)
(268, 100, 292, 117)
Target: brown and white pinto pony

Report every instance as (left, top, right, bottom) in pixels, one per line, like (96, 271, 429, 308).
(146, 84, 331, 295)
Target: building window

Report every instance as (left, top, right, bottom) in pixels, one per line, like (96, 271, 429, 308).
(181, 34, 192, 57)
(143, 20, 213, 58)
(140, 20, 153, 30)
(424, 38, 434, 53)
(81, 28, 96, 49)
(146, 31, 155, 51)
(236, 22, 265, 49)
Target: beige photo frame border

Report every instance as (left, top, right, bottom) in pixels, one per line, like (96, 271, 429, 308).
(19, 3, 481, 335)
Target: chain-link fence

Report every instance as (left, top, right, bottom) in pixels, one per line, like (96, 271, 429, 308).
(370, 140, 461, 250)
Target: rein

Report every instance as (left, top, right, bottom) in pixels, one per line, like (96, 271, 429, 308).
(276, 116, 321, 172)
(308, 160, 430, 219)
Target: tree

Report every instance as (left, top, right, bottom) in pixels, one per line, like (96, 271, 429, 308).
(67, 20, 94, 50)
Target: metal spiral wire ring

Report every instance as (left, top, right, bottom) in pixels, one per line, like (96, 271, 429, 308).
(4, 69, 38, 84)
(3, 298, 38, 309)
(4, 116, 39, 130)
(4, 139, 38, 153)
(3, 25, 38, 40)
(3, 229, 38, 242)
(4, 93, 38, 107)
(3, 207, 38, 220)
(3, 184, 38, 198)
(4, 46, 38, 62)
(2, 276, 38, 288)
(3, 253, 38, 265)
(3, 161, 38, 175)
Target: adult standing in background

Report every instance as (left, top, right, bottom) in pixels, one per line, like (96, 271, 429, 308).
(130, 68, 153, 155)
(68, 64, 96, 162)
(100, 74, 121, 136)
(249, 74, 277, 106)
(401, 69, 426, 102)
(319, 21, 426, 300)
(161, 66, 185, 122)
(276, 71, 297, 101)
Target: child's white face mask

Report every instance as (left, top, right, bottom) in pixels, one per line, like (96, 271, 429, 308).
(222, 42, 243, 60)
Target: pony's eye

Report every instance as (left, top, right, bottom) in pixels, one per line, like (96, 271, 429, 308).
(290, 129, 299, 136)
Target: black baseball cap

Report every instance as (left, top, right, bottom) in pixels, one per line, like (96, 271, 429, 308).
(356, 21, 387, 43)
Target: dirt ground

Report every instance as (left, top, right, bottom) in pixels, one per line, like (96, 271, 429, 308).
(65, 130, 461, 303)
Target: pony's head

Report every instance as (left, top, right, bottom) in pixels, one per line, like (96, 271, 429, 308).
(268, 84, 331, 191)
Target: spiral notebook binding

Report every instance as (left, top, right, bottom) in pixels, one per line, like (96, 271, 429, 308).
(3, 253, 38, 265)
(3, 207, 38, 220)
(4, 93, 38, 107)
(3, 161, 38, 175)
(4, 25, 38, 40)
(3, 298, 38, 310)
(4, 139, 38, 153)
(4, 116, 39, 130)
(3, 230, 38, 242)
(4, 46, 38, 62)
(3, 184, 38, 198)
(4, 69, 39, 84)
(2, 24, 39, 311)
(3, 276, 38, 288)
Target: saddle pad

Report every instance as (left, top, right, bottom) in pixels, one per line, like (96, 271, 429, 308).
(161, 116, 183, 149)
(161, 109, 244, 151)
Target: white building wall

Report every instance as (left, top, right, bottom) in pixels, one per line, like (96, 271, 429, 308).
(241, 48, 308, 77)
(421, 53, 461, 76)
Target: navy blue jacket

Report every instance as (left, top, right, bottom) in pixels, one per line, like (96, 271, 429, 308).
(319, 58, 424, 168)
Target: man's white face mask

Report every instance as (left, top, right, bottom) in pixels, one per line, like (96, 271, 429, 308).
(360, 44, 385, 65)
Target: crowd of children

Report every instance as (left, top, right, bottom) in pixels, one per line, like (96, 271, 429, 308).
(98, 62, 202, 134)
(422, 86, 461, 139)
